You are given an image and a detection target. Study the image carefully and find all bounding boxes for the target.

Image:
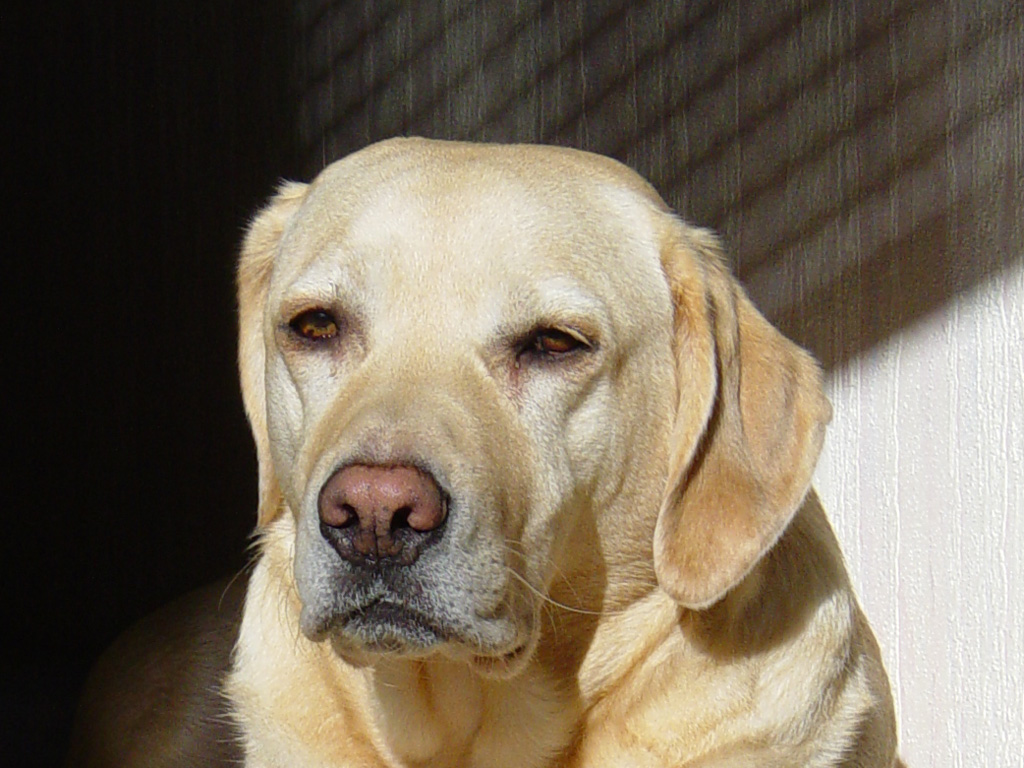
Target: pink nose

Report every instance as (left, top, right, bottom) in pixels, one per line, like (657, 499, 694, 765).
(318, 464, 447, 564)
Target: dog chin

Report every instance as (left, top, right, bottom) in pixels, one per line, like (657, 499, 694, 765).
(300, 599, 447, 648)
(467, 633, 538, 680)
(326, 634, 538, 681)
(302, 605, 537, 679)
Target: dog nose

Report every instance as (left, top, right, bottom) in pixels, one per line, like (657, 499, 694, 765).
(318, 464, 447, 565)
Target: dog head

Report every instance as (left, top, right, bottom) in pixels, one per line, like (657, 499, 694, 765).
(237, 138, 830, 676)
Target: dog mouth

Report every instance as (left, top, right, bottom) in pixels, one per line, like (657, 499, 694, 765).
(336, 598, 452, 651)
(295, 535, 539, 667)
(303, 594, 534, 670)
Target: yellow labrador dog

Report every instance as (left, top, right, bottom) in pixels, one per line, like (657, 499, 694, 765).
(69, 138, 899, 768)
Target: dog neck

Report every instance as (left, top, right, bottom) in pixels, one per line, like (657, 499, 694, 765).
(364, 655, 578, 767)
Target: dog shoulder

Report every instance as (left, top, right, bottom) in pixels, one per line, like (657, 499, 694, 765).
(65, 576, 246, 768)
(573, 495, 895, 767)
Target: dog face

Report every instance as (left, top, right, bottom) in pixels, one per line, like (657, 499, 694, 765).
(237, 138, 830, 677)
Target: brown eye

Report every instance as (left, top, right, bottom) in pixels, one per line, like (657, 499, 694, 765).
(524, 328, 587, 357)
(289, 309, 339, 341)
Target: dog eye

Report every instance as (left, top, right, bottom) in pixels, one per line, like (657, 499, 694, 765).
(289, 309, 339, 341)
(522, 328, 589, 358)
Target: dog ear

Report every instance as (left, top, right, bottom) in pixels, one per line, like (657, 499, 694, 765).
(237, 181, 308, 527)
(653, 221, 831, 609)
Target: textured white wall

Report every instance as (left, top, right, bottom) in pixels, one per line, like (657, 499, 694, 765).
(814, 262, 1024, 767)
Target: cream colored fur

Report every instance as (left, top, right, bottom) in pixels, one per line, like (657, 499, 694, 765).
(222, 138, 899, 768)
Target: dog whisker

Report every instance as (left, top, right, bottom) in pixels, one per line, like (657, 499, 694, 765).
(504, 567, 616, 618)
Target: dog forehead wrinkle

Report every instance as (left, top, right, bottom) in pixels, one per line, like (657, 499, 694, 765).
(270, 279, 349, 334)
(514, 276, 609, 321)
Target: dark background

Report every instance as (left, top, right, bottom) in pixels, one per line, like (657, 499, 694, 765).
(7, 3, 297, 765)
(6, 1, 1020, 765)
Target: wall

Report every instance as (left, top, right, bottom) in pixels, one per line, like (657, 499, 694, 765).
(817, 261, 1024, 766)
(296, 0, 1024, 763)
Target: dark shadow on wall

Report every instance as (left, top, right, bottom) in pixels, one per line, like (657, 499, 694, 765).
(775, 169, 1022, 373)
